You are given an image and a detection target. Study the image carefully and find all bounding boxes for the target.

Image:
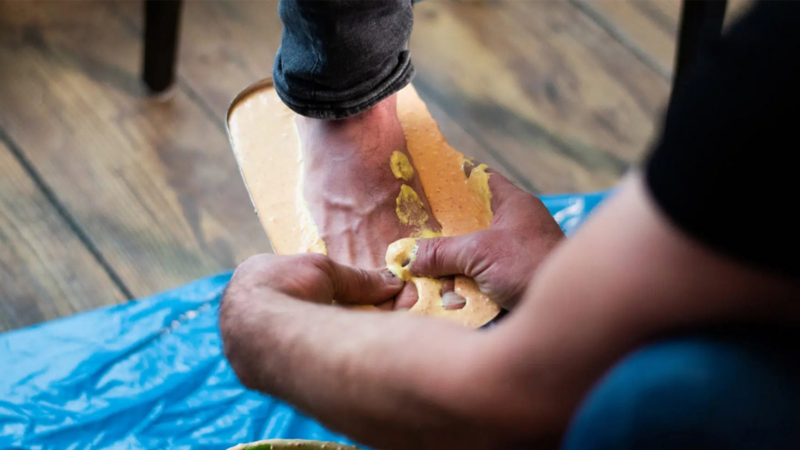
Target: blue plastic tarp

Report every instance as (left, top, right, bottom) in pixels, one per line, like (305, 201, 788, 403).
(0, 192, 609, 450)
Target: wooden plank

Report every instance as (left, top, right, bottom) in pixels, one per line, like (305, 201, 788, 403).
(571, 0, 679, 78)
(0, 1, 271, 299)
(572, 0, 757, 79)
(409, 1, 670, 193)
(0, 136, 125, 332)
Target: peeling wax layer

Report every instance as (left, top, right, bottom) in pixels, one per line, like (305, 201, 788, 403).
(390, 151, 414, 181)
(385, 237, 418, 281)
(228, 81, 500, 328)
(390, 88, 500, 327)
(395, 185, 429, 228)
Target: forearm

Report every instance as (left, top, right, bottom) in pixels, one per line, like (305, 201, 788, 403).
(222, 289, 538, 449)
(485, 177, 800, 432)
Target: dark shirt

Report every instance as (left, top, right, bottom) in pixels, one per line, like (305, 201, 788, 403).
(646, 0, 800, 279)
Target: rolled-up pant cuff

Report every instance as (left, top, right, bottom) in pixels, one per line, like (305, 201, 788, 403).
(272, 0, 415, 120)
(273, 60, 414, 121)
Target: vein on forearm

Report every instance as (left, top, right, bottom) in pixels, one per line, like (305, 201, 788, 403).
(248, 292, 498, 442)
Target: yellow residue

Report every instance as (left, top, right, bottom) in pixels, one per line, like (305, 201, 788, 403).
(390, 151, 414, 181)
(385, 237, 418, 281)
(414, 228, 442, 239)
(386, 229, 442, 279)
(386, 247, 447, 314)
(466, 164, 493, 222)
(395, 184, 428, 228)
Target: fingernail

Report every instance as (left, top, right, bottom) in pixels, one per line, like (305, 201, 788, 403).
(395, 307, 410, 312)
(381, 269, 405, 287)
(441, 292, 467, 310)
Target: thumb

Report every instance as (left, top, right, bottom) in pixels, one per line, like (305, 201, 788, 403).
(463, 160, 520, 213)
(410, 234, 477, 278)
(324, 260, 406, 305)
(486, 169, 529, 214)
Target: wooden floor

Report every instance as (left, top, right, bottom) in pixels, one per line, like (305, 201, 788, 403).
(0, 0, 751, 331)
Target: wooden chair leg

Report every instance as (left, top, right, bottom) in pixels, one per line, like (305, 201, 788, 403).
(143, 0, 184, 94)
(673, 0, 728, 90)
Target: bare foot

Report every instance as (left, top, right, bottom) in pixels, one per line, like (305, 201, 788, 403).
(297, 94, 440, 309)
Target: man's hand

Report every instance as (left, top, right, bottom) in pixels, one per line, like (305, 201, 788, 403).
(411, 168, 565, 309)
(220, 253, 404, 389)
(226, 253, 405, 304)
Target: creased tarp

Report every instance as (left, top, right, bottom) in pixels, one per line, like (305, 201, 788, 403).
(0, 192, 608, 450)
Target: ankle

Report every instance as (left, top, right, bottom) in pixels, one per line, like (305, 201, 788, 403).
(337, 93, 398, 129)
(297, 94, 403, 160)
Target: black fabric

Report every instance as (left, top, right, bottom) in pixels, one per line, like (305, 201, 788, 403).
(646, 1, 800, 279)
(273, 0, 415, 120)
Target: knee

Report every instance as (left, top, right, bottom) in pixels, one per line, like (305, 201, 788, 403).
(563, 336, 800, 450)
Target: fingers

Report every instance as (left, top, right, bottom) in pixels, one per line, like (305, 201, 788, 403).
(394, 282, 419, 310)
(440, 277, 455, 294)
(392, 277, 466, 311)
(321, 259, 406, 305)
(440, 277, 466, 310)
(462, 159, 535, 219)
(374, 299, 397, 311)
(486, 169, 532, 216)
(410, 234, 477, 278)
(477, 164, 553, 230)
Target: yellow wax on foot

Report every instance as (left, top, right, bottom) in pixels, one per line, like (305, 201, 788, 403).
(390, 151, 415, 181)
(395, 184, 429, 228)
(385, 237, 418, 281)
(466, 163, 493, 219)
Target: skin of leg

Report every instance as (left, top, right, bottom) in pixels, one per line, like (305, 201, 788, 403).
(297, 93, 441, 309)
